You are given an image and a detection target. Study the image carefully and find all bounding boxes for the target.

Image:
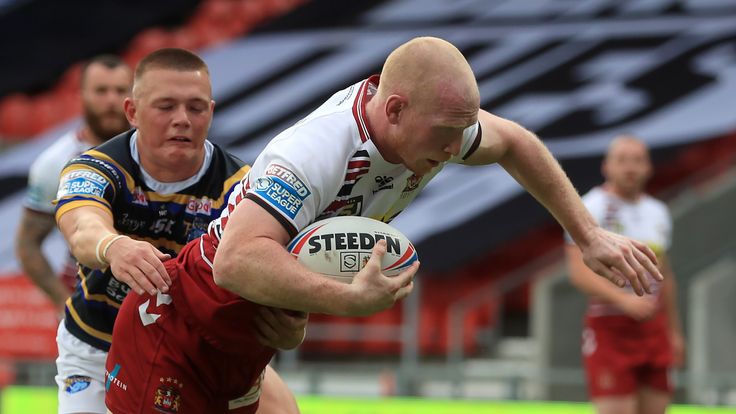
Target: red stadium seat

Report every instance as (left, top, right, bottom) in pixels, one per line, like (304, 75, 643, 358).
(0, 94, 34, 139)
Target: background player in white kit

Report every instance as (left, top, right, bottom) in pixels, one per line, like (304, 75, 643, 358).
(15, 55, 131, 314)
(566, 136, 684, 414)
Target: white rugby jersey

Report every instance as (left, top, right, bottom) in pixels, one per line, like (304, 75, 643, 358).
(25, 129, 92, 214)
(208, 75, 482, 240)
(573, 186, 672, 315)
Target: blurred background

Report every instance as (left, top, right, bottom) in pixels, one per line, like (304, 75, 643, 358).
(1, 0, 735, 412)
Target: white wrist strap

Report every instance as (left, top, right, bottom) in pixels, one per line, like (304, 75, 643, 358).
(101, 235, 128, 265)
(95, 234, 114, 265)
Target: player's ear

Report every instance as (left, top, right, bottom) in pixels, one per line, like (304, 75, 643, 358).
(123, 97, 137, 128)
(385, 95, 406, 125)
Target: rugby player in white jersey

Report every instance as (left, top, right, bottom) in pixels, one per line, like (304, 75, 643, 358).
(566, 136, 684, 414)
(15, 55, 131, 315)
(106, 37, 665, 413)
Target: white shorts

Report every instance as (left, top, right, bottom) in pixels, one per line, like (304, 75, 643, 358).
(55, 321, 108, 414)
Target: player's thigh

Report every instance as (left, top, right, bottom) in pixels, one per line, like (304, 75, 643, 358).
(55, 322, 107, 414)
(637, 384, 671, 414)
(582, 328, 637, 398)
(592, 395, 637, 414)
(257, 365, 299, 414)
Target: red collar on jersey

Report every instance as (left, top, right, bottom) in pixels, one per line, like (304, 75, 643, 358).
(351, 74, 379, 143)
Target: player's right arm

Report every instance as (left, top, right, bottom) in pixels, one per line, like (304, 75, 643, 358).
(212, 198, 416, 317)
(15, 208, 70, 313)
(55, 160, 171, 296)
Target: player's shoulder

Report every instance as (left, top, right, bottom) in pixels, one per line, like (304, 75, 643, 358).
(85, 130, 133, 161)
(31, 130, 88, 174)
(205, 141, 250, 191)
(581, 186, 607, 208)
(211, 141, 246, 168)
(267, 91, 365, 164)
(65, 131, 135, 187)
(640, 193, 670, 216)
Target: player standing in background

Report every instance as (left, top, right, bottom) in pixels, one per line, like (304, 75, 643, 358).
(106, 37, 664, 413)
(15, 55, 132, 315)
(566, 136, 685, 414)
(54, 48, 303, 414)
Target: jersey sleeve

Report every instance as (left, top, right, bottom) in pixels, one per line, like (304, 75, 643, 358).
(54, 153, 122, 221)
(449, 122, 482, 164)
(24, 155, 61, 214)
(243, 130, 346, 238)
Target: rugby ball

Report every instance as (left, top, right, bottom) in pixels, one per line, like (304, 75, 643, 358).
(287, 216, 418, 283)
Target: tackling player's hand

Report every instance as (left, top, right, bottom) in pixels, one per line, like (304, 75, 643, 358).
(254, 307, 309, 350)
(580, 227, 662, 296)
(105, 236, 171, 295)
(346, 240, 419, 317)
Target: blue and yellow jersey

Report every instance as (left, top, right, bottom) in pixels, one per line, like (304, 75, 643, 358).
(55, 130, 249, 351)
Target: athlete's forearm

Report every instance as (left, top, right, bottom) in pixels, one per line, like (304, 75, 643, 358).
(497, 130, 597, 248)
(15, 210, 69, 310)
(56, 206, 118, 269)
(213, 236, 355, 315)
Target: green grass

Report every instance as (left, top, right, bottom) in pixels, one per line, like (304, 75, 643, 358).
(2, 387, 735, 414)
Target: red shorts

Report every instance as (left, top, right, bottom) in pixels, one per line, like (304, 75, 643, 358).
(582, 310, 672, 398)
(105, 236, 275, 414)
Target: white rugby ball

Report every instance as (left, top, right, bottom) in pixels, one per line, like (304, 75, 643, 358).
(287, 216, 418, 283)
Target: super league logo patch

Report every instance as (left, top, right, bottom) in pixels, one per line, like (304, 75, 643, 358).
(57, 169, 109, 199)
(252, 164, 312, 220)
(64, 375, 91, 394)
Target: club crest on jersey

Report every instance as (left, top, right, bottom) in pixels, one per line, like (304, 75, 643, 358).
(402, 174, 422, 193)
(252, 164, 311, 219)
(132, 186, 148, 206)
(63, 375, 91, 394)
(153, 377, 183, 413)
(57, 169, 109, 199)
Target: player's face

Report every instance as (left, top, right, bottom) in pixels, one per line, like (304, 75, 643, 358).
(81, 63, 132, 140)
(603, 140, 652, 198)
(126, 68, 214, 170)
(396, 100, 478, 176)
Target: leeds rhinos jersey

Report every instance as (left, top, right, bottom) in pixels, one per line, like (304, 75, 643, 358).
(206, 75, 482, 247)
(577, 186, 672, 316)
(55, 130, 249, 351)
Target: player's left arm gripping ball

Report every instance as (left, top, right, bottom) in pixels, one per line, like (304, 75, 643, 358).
(254, 306, 309, 350)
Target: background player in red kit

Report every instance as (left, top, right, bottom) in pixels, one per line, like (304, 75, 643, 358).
(566, 135, 685, 414)
(106, 37, 664, 413)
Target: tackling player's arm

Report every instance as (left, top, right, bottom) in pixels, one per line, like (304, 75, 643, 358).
(212, 198, 417, 317)
(15, 209, 70, 313)
(56, 205, 170, 296)
(463, 109, 662, 295)
(55, 162, 172, 296)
